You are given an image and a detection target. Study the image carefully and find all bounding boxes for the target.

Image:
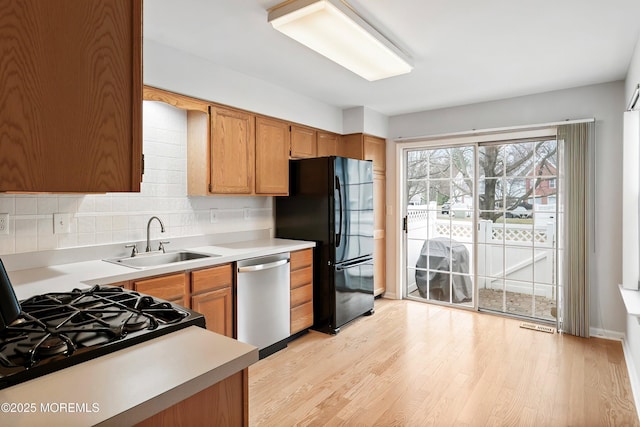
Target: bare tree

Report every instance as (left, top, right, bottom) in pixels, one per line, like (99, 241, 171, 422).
(407, 140, 557, 222)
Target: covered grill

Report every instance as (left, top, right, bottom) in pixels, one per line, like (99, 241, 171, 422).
(415, 238, 472, 303)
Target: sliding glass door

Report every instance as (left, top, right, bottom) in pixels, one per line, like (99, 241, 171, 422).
(476, 140, 558, 321)
(405, 145, 475, 307)
(403, 137, 559, 324)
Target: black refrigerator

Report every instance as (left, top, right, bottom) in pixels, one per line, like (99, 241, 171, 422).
(275, 156, 374, 334)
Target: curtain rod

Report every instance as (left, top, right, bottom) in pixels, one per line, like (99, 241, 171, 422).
(393, 117, 595, 143)
(628, 84, 640, 111)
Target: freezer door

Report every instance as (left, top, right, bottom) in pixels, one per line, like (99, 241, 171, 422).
(334, 157, 374, 264)
(334, 256, 374, 329)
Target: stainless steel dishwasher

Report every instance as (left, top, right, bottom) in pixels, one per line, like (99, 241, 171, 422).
(236, 252, 290, 359)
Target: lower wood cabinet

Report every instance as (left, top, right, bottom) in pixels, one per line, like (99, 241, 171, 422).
(131, 264, 234, 338)
(191, 265, 234, 338)
(290, 249, 314, 334)
(135, 369, 248, 427)
(133, 273, 189, 307)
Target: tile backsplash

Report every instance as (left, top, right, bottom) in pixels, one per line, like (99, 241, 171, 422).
(0, 101, 273, 255)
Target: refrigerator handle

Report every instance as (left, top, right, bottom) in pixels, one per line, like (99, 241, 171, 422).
(335, 175, 343, 248)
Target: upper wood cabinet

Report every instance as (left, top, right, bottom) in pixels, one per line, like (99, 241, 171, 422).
(317, 131, 340, 157)
(363, 135, 386, 173)
(210, 106, 255, 194)
(341, 134, 386, 172)
(0, 0, 142, 193)
(255, 117, 290, 195)
(290, 125, 317, 158)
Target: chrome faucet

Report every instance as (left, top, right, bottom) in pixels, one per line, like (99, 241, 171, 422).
(146, 216, 165, 252)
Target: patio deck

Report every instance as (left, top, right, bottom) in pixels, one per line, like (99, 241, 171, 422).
(409, 288, 557, 323)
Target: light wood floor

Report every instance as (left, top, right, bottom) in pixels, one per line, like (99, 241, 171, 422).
(249, 298, 638, 426)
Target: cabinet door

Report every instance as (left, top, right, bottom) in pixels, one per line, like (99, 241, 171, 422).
(373, 174, 386, 296)
(364, 135, 386, 173)
(191, 287, 233, 337)
(191, 264, 234, 337)
(0, 0, 142, 192)
(255, 117, 289, 195)
(134, 273, 189, 307)
(210, 106, 255, 194)
(290, 125, 317, 158)
(340, 134, 364, 160)
(317, 132, 339, 157)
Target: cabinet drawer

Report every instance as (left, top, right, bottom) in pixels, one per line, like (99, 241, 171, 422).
(290, 249, 312, 271)
(291, 266, 312, 289)
(290, 301, 313, 334)
(134, 273, 187, 302)
(192, 264, 232, 294)
(290, 283, 313, 308)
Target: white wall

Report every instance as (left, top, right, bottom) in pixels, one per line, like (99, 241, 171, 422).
(342, 106, 389, 137)
(144, 39, 344, 134)
(387, 81, 626, 335)
(624, 33, 640, 410)
(0, 102, 273, 256)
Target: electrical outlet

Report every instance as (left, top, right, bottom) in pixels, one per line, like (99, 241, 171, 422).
(53, 213, 72, 234)
(210, 209, 218, 223)
(243, 208, 251, 220)
(0, 213, 9, 235)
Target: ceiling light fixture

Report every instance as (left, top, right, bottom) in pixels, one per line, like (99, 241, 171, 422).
(268, 0, 413, 81)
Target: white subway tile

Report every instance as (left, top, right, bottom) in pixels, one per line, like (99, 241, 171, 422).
(96, 216, 113, 232)
(0, 197, 16, 215)
(57, 234, 78, 249)
(37, 197, 58, 215)
(0, 236, 15, 255)
(15, 236, 38, 253)
(15, 219, 38, 237)
(77, 197, 96, 213)
(94, 196, 112, 213)
(77, 233, 96, 247)
(37, 219, 53, 237)
(77, 216, 96, 234)
(112, 215, 128, 231)
(15, 197, 38, 215)
(37, 234, 57, 251)
(57, 196, 79, 213)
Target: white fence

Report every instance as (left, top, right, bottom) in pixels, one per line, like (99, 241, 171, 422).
(407, 206, 556, 298)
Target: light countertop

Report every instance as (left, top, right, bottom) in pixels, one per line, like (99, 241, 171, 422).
(0, 327, 257, 426)
(9, 238, 315, 299)
(0, 237, 315, 425)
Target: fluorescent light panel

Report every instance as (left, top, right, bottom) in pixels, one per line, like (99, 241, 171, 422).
(268, 0, 413, 81)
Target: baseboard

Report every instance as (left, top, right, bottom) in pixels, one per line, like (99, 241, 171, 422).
(382, 291, 398, 299)
(589, 327, 625, 341)
(621, 335, 640, 423)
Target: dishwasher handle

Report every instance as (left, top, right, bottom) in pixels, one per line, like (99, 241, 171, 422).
(237, 258, 289, 273)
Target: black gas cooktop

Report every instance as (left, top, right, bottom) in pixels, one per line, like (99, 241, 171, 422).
(0, 285, 205, 390)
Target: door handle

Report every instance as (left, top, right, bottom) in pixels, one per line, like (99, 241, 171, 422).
(237, 258, 289, 273)
(335, 175, 343, 248)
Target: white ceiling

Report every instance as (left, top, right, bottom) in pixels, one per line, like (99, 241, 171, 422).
(144, 0, 640, 116)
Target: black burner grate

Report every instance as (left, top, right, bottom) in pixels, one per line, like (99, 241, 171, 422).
(0, 285, 205, 389)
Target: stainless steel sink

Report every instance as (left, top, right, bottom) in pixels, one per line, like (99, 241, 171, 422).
(104, 251, 220, 269)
